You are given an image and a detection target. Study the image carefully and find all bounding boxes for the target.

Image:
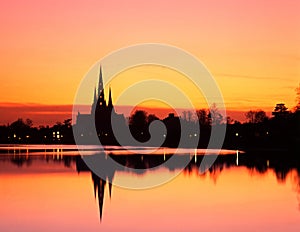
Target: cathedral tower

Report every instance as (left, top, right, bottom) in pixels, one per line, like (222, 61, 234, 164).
(98, 65, 106, 108)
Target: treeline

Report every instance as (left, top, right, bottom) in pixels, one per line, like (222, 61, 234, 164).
(127, 102, 300, 150)
(1, 85, 299, 151)
(0, 104, 299, 150)
(226, 104, 300, 151)
(0, 118, 74, 144)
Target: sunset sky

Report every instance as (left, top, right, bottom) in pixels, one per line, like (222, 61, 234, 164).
(0, 0, 299, 125)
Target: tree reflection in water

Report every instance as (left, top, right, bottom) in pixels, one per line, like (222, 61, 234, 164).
(1, 150, 299, 220)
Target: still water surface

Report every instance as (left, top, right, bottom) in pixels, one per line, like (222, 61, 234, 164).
(0, 145, 299, 232)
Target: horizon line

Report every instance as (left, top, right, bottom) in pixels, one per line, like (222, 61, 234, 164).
(0, 101, 278, 127)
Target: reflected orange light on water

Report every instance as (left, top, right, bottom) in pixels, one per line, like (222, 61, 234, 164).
(0, 160, 299, 232)
(111, 167, 299, 231)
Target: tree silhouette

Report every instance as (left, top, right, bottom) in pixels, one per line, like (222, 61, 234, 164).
(272, 103, 289, 118)
(245, 111, 255, 123)
(8, 118, 33, 143)
(187, 111, 193, 122)
(209, 103, 224, 125)
(254, 110, 268, 123)
(129, 110, 149, 142)
(245, 110, 268, 123)
(129, 110, 148, 128)
(10, 118, 32, 131)
(63, 119, 72, 128)
(226, 116, 234, 125)
(196, 109, 210, 125)
(147, 114, 159, 124)
(25, 119, 33, 127)
(182, 111, 187, 121)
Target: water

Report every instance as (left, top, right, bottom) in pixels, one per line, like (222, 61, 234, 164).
(0, 145, 299, 232)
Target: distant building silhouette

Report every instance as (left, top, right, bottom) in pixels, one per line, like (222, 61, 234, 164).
(75, 65, 125, 144)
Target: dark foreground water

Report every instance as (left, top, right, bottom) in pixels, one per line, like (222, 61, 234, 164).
(0, 145, 299, 232)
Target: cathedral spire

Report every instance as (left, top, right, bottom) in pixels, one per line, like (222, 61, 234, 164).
(98, 65, 103, 98)
(98, 65, 106, 107)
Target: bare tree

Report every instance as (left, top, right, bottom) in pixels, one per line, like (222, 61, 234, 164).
(254, 110, 268, 123)
(209, 103, 224, 125)
(245, 110, 268, 123)
(187, 111, 193, 122)
(25, 118, 33, 128)
(196, 109, 209, 125)
(226, 116, 234, 125)
(182, 111, 187, 121)
(245, 110, 255, 123)
(63, 119, 72, 128)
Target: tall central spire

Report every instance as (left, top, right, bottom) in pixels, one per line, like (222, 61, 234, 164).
(98, 65, 103, 98)
(98, 65, 106, 107)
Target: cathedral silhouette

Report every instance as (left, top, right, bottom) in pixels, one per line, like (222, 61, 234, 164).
(75, 65, 125, 144)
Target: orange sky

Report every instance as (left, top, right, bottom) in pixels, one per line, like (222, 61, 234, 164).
(0, 0, 299, 124)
